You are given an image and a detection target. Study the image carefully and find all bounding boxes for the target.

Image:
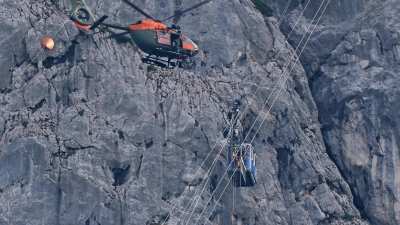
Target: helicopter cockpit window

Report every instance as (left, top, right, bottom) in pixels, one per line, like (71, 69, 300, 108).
(183, 36, 191, 44)
(182, 35, 198, 50)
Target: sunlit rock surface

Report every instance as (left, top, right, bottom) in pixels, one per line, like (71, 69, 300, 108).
(0, 0, 397, 224)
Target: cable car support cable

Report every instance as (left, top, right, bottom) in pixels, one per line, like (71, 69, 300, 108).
(192, 0, 332, 223)
(177, 106, 241, 224)
(164, 0, 314, 223)
(178, 0, 315, 222)
(278, 0, 293, 25)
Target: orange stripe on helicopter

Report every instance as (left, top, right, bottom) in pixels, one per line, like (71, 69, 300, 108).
(182, 42, 195, 51)
(74, 21, 90, 30)
(129, 20, 167, 30)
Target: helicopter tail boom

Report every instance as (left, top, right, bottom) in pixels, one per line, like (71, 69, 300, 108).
(89, 15, 108, 30)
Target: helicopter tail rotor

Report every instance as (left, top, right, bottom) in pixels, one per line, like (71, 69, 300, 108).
(70, 0, 129, 31)
(69, 0, 97, 30)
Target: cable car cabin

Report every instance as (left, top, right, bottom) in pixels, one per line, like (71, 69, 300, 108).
(227, 143, 257, 187)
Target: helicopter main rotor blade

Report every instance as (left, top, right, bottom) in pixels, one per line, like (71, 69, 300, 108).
(103, 31, 131, 39)
(162, 0, 212, 22)
(122, 0, 157, 21)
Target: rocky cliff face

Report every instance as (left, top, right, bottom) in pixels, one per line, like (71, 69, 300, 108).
(0, 0, 396, 224)
(273, 0, 400, 224)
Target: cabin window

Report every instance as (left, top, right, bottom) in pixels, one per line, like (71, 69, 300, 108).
(158, 31, 170, 38)
(157, 31, 171, 46)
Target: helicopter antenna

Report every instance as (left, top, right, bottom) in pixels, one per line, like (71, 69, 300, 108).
(161, 0, 212, 22)
(122, 0, 158, 21)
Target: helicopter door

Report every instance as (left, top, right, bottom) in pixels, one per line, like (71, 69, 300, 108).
(157, 31, 171, 46)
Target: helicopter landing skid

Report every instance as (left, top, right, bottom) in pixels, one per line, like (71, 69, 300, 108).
(141, 57, 177, 69)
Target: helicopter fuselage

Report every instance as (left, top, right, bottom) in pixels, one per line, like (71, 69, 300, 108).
(69, 0, 202, 69)
(69, 0, 198, 60)
(129, 20, 199, 58)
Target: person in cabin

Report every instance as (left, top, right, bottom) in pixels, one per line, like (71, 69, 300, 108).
(173, 36, 182, 53)
(235, 148, 241, 168)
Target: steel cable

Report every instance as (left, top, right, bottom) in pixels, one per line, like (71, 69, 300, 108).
(178, 0, 314, 223)
(194, 0, 332, 224)
(278, 0, 292, 25)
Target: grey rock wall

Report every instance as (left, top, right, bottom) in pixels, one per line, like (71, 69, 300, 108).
(269, 0, 400, 224)
(0, 0, 391, 224)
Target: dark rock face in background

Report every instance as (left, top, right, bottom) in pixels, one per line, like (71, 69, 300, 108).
(0, 0, 397, 224)
(270, 0, 400, 224)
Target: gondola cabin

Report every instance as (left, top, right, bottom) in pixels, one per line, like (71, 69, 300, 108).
(227, 143, 257, 187)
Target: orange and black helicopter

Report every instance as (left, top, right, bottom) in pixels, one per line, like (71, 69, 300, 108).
(69, 0, 211, 69)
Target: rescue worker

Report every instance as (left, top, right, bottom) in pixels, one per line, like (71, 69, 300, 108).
(233, 147, 240, 168)
(232, 149, 237, 159)
(174, 36, 182, 54)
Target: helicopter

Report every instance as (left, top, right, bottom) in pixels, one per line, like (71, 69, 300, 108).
(69, 0, 211, 69)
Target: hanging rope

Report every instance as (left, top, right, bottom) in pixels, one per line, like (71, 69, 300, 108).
(1, 1, 85, 97)
(181, 101, 248, 225)
(177, 106, 240, 224)
(0, 1, 87, 148)
(163, 94, 242, 225)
